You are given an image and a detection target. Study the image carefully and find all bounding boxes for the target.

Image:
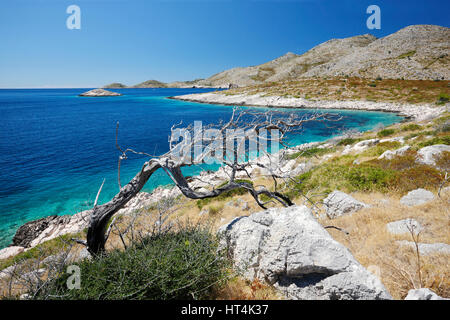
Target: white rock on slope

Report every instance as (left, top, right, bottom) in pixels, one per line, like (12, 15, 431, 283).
(218, 205, 392, 300)
(386, 218, 423, 235)
(400, 188, 435, 207)
(416, 144, 450, 167)
(0, 246, 24, 260)
(323, 191, 369, 219)
(378, 145, 411, 160)
(405, 288, 448, 300)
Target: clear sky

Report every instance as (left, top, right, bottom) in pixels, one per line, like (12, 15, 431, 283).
(0, 0, 448, 88)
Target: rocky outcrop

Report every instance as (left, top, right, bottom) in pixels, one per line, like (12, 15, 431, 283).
(323, 191, 368, 219)
(218, 205, 392, 300)
(0, 246, 24, 260)
(12, 211, 90, 248)
(189, 25, 449, 88)
(416, 144, 450, 167)
(405, 288, 448, 300)
(79, 88, 122, 97)
(378, 145, 411, 160)
(400, 188, 435, 207)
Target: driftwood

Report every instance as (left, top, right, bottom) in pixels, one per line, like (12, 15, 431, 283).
(79, 108, 341, 255)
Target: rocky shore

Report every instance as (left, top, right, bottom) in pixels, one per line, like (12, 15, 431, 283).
(170, 92, 447, 121)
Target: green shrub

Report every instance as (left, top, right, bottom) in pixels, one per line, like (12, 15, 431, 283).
(337, 138, 362, 146)
(0, 232, 83, 271)
(360, 141, 402, 157)
(377, 128, 396, 138)
(368, 82, 377, 88)
(401, 123, 422, 132)
(345, 165, 394, 191)
(437, 93, 449, 105)
(397, 51, 416, 59)
(33, 225, 230, 300)
(288, 147, 335, 160)
(418, 136, 450, 148)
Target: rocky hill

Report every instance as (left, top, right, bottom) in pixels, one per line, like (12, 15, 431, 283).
(197, 25, 449, 87)
(103, 25, 449, 89)
(103, 82, 127, 89)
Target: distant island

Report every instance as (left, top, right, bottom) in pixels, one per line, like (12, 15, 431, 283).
(79, 88, 122, 97)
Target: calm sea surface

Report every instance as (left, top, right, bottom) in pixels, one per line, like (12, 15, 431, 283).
(0, 88, 403, 248)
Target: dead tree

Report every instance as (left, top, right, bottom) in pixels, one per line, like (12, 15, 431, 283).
(78, 108, 341, 255)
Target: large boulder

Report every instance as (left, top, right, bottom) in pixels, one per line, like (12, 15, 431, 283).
(323, 191, 368, 219)
(219, 205, 392, 300)
(405, 288, 448, 300)
(400, 188, 435, 207)
(416, 144, 450, 167)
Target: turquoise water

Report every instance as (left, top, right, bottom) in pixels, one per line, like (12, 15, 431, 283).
(0, 88, 402, 248)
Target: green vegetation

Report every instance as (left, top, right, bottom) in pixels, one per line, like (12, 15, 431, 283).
(397, 51, 416, 59)
(337, 138, 362, 146)
(417, 136, 450, 148)
(287, 145, 448, 198)
(437, 93, 449, 105)
(288, 147, 335, 160)
(401, 123, 422, 132)
(33, 225, 230, 300)
(360, 141, 402, 157)
(0, 232, 83, 271)
(377, 128, 396, 138)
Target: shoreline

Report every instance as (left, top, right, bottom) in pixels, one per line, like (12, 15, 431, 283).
(169, 92, 447, 121)
(1, 92, 446, 256)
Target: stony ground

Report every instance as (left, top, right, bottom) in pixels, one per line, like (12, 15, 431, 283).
(1, 109, 449, 300)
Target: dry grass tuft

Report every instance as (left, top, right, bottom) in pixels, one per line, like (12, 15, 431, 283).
(321, 191, 450, 299)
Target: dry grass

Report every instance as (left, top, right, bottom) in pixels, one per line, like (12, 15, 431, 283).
(211, 277, 283, 300)
(320, 191, 450, 299)
(223, 78, 450, 105)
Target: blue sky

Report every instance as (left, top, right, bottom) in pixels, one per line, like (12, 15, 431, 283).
(0, 0, 448, 88)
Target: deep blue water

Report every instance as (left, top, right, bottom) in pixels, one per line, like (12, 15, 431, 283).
(0, 88, 402, 248)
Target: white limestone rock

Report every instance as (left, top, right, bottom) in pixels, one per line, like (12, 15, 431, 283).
(400, 188, 435, 207)
(386, 218, 423, 235)
(218, 205, 392, 300)
(323, 191, 369, 219)
(416, 144, 450, 167)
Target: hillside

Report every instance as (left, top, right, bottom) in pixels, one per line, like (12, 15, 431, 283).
(103, 82, 127, 89)
(103, 25, 449, 89)
(131, 80, 168, 88)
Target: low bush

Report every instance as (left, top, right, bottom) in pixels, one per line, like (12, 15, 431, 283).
(401, 123, 422, 132)
(377, 128, 396, 138)
(337, 138, 362, 146)
(288, 147, 335, 160)
(437, 93, 449, 105)
(417, 136, 450, 148)
(360, 141, 402, 157)
(32, 225, 230, 300)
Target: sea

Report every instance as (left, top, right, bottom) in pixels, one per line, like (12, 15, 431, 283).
(0, 88, 403, 248)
